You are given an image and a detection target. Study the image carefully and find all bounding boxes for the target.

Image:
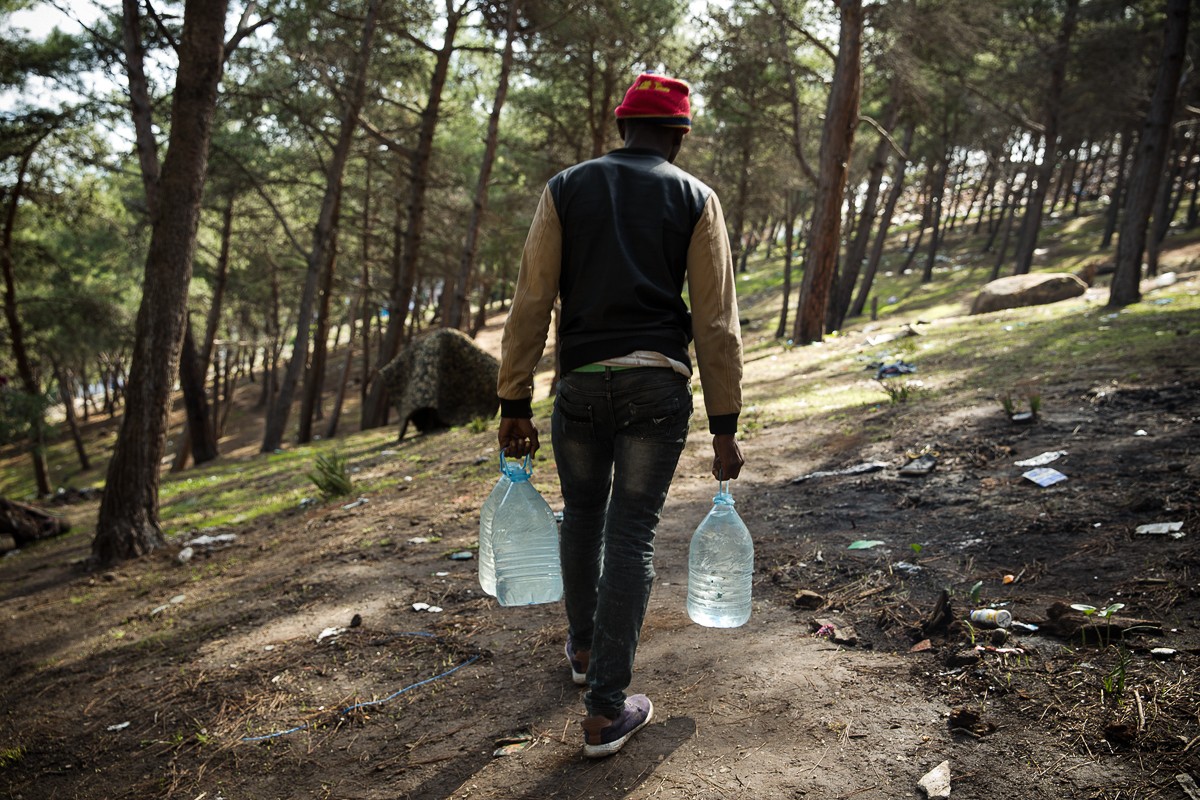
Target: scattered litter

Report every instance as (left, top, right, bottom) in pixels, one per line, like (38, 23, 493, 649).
(298, 497, 318, 509)
(899, 453, 937, 477)
(170, 594, 186, 604)
(1014, 450, 1068, 467)
(448, 551, 474, 561)
(793, 589, 824, 608)
(973, 645, 1025, 655)
(910, 639, 932, 652)
(917, 760, 951, 799)
(435, 571, 449, 577)
(791, 461, 889, 484)
(264, 645, 275, 651)
(893, 561, 922, 575)
(1010, 411, 1035, 423)
(848, 540, 886, 550)
(1002, 574, 1016, 585)
(1151, 648, 1177, 660)
(409, 536, 431, 544)
(1178, 773, 1200, 800)
(1134, 429, 1148, 436)
(106, 722, 131, 732)
(493, 734, 533, 757)
(150, 605, 169, 616)
(185, 533, 237, 549)
(875, 360, 918, 379)
(1153, 298, 1175, 306)
(969, 608, 1012, 628)
(1023, 467, 1067, 487)
(3, 550, 19, 559)
(317, 626, 346, 643)
(380, 449, 399, 456)
(812, 618, 857, 645)
(1153, 271, 1177, 288)
(1135, 521, 1184, 539)
(177, 547, 194, 564)
(411, 603, 443, 613)
(341, 497, 369, 510)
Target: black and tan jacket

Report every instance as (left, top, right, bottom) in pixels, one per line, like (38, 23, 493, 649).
(498, 147, 743, 434)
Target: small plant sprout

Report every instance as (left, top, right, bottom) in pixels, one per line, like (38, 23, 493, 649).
(877, 378, 924, 405)
(969, 580, 983, 605)
(1000, 393, 1017, 417)
(910, 543, 923, 556)
(308, 451, 353, 500)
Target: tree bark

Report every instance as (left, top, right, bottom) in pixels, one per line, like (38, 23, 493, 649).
(93, 0, 229, 565)
(1110, 0, 1190, 307)
(1102, 128, 1134, 249)
(775, 190, 801, 338)
(1012, 0, 1079, 275)
(261, 0, 379, 452)
(179, 317, 218, 464)
(122, 0, 161, 217)
(792, 0, 862, 345)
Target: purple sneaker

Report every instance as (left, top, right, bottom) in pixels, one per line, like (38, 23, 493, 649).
(565, 638, 589, 686)
(581, 695, 654, 758)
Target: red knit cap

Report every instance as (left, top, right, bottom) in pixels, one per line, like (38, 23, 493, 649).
(614, 73, 692, 130)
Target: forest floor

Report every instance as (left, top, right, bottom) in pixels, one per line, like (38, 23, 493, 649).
(2, 239, 1200, 799)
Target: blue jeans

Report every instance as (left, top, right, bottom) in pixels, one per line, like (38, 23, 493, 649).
(552, 367, 692, 718)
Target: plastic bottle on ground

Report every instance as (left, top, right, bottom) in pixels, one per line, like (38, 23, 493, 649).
(687, 482, 753, 628)
(492, 462, 562, 607)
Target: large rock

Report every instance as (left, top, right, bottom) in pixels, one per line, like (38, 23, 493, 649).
(380, 328, 499, 437)
(970, 273, 1087, 315)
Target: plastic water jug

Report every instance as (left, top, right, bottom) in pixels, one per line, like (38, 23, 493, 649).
(478, 452, 525, 596)
(687, 481, 753, 628)
(492, 458, 563, 607)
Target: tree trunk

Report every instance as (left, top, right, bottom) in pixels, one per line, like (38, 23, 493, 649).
(776, 190, 801, 338)
(1012, 0, 1079, 275)
(1110, 0, 1190, 307)
(994, 175, 1031, 279)
(447, 0, 517, 331)
(54, 365, 90, 472)
(261, 0, 379, 452)
(830, 101, 897, 329)
(121, 0, 160, 216)
(1146, 134, 1184, 277)
(850, 123, 914, 319)
(362, 3, 463, 429)
(922, 148, 951, 283)
(179, 317, 218, 464)
(1, 138, 52, 497)
(297, 219, 339, 443)
(792, 0, 862, 345)
(93, 0, 229, 565)
(1102, 128, 1134, 249)
(729, 132, 755, 274)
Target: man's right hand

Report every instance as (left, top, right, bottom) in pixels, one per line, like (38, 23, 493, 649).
(498, 417, 539, 458)
(711, 434, 744, 481)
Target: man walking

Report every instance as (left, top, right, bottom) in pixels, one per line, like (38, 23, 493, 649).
(497, 72, 744, 757)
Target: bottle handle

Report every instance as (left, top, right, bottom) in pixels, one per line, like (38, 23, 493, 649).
(498, 448, 532, 478)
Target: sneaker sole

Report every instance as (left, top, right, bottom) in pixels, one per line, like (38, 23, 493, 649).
(582, 699, 654, 758)
(571, 668, 587, 686)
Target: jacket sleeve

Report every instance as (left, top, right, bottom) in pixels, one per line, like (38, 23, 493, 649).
(497, 185, 562, 418)
(686, 192, 743, 434)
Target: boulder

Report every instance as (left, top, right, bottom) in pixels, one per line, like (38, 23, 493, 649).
(380, 328, 499, 438)
(969, 273, 1087, 315)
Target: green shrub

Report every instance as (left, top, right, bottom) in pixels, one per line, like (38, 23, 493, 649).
(308, 451, 353, 499)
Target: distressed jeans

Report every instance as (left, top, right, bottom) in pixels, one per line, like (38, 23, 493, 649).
(552, 367, 692, 718)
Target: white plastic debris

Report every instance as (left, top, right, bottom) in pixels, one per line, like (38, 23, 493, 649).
(169, 594, 186, 604)
(918, 760, 951, 798)
(176, 547, 194, 564)
(1023, 467, 1067, 487)
(1014, 451, 1068, 467)
(106, 722, 130, 732)
(317, 626, 346, 643)
(185, 533, 237, 549)
(341, 497, 369, 510)
(1135, 522, 1184, 539)
(411, 603, 444, 613)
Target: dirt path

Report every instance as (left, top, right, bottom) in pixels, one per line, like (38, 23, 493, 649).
(2, 288, 1198, 799)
